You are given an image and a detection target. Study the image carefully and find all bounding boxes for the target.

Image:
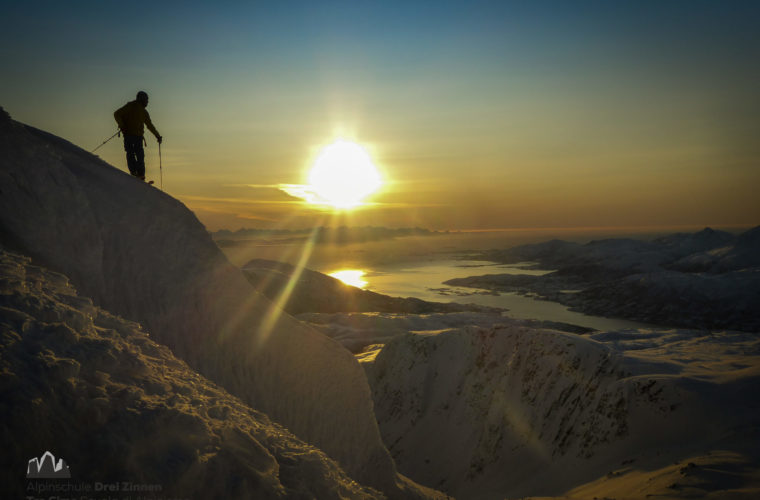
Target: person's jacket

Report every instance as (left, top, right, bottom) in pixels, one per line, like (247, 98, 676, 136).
(114, 100, 160, 138)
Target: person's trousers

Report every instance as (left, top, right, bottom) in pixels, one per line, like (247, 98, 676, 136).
(123, 135, 145, 178)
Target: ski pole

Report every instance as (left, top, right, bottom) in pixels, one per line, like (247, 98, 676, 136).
(159, 142, 163, 191)
(91, 130, 120, 153)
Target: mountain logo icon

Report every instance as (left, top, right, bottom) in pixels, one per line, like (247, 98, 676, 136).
(26, 451, 71, 479)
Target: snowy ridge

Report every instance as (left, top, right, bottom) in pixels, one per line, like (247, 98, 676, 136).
(297, 311, 593, 355)
(0, 109, 439, 497)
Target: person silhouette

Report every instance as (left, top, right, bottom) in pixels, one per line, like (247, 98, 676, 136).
(114, 91, 162, 180)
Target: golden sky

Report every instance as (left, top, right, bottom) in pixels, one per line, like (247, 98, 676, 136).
(2, 1, 758, 231)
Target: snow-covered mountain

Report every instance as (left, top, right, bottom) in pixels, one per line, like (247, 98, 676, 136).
(668, 226, 760, 273)
(653, 227, 736, 259)
(363, 322, 760, 499)
(0, 108, 439, 497)
(0, 247, 383, 499)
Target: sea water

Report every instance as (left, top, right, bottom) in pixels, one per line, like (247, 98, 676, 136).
(221, 228, 674, 331)
(319, 257, 654, 332)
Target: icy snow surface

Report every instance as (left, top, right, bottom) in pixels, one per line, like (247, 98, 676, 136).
(0, 247, 383, 499)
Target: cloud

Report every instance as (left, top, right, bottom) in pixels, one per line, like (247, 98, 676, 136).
(181, 194, 302, 205)
(278, 183, 321, 205)
(277, 184, 446, 210)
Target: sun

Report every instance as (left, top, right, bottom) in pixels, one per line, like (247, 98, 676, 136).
(307, 139, 382, 209)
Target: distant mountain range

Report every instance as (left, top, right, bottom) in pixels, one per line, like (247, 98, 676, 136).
(447, 226, 760, 331)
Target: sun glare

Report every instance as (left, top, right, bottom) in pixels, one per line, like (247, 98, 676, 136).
(307, 140, 382, 209)
(329, 269, 368, 289)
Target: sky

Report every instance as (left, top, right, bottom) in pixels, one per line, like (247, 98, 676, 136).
(2, 0, 759, 231)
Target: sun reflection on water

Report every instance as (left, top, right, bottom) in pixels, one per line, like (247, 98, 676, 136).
(329, 269, 368, 289)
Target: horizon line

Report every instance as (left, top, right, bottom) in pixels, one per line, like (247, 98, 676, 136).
(210, 222, 757, 234)
(453, 223, 757, 233)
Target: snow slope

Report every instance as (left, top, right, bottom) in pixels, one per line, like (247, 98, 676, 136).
(364, 322, 760, 499)
(0, 108, 438, 497)
(0, 247, 382, 499)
